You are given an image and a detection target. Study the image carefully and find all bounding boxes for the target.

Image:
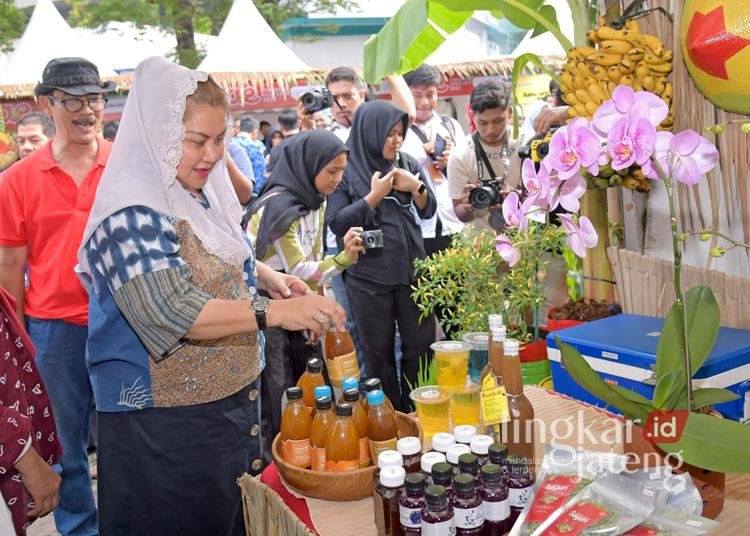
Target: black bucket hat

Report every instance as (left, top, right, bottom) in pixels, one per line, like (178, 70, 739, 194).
(35, 57, 116, 97)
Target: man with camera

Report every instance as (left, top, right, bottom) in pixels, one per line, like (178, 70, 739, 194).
(448, 79, 521, 233)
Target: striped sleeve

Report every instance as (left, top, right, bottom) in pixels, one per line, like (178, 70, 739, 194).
(112, 264, 212, 360)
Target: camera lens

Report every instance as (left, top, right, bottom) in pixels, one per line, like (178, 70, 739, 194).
(469, 186, 496, 209)
(536, 141, 550, 160)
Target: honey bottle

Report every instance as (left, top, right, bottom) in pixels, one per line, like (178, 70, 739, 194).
(367, 389, 399, 465)
(310, 395, 336, 471)
(344, 387, 372, 467)
(325, 328, 360, 388)
(325, 403, 360, 472)
(500, 339, 535, 469)
(297, 357, 325, 410)
(280, 386, 312, 468)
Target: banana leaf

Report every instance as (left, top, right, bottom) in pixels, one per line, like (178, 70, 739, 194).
(691, 387, 739, 410)
(510, 53, 559, 138)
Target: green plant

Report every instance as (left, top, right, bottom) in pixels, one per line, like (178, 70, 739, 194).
(404, 354, 437, 394)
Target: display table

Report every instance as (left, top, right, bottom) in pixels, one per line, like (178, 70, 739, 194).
(240, 387, 750, 536)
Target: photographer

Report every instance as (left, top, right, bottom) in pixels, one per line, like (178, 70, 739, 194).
(447, 79, 521, 232)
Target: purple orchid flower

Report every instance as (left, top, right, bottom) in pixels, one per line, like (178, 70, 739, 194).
(607, 101, 656, 171)
(495, 234, 521, 266)
(548, 173, 587, 213)
(502, 191, 526, 229)
(559, 214, 598, 258)
(642, 130, 719, 186)
(521, 158, 550, 210)
(547, 118, 601, 180)
(593, 85, 669, 134)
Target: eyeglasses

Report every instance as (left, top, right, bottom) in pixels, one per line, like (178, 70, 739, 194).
(47, 94, 108, 113)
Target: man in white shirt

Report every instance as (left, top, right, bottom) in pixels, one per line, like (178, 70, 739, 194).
(448, 79, 521, 233)
(401, 64, 466, 257)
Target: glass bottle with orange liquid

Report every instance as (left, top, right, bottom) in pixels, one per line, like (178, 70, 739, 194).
(326, 403, 360, 472)
(367, 390, 399, 466)
(480, 326, 509, 444)
(280, 386, 312, 468)
(325, 328, 360, 388)
(500, 339, 535, 472)
(297, 357, 325, 411)
(310, 395, 336, 471)
(343, 387, 371, 467)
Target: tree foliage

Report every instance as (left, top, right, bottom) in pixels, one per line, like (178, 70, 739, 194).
(0, 0, 28, 53)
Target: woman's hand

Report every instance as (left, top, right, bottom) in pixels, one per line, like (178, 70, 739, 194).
(15, 447, 60, 518)
(257, 262, 310, 298)
(267, 295, 345, 339)
(391, 167, 422, 194)
(365, 170, 395, 208)
(342, 227, 364, 261)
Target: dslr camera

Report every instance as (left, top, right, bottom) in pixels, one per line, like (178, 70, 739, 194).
(518, 128, 557, 163)
(300, 88, 334, 113)
(360, 229, 384, 249)
(468, 179, 503, 209)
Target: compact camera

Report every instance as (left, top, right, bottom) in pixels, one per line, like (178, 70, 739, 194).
(360, 229, 384, 249)
(468, 179, 504, 209)
(300, 88, 334, 113)
(518, 128, 557, 163)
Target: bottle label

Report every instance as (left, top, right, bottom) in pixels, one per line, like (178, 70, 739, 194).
(544, 500, 609, 535)
(325, 458, 359, 471)
(326, 351, 360, 384)
(311, 446, 326, 471)
(480, 376, 509, 425)
(454, 505, 484, 528)
(483, 498, 510, 521)
(421, 518, 456, 535)
(526, 475, 586, 523)
(281, 438, 311, 468)
(399, 505, 422, 528)
(369, 438, 398, 465)
(359, 437, 372, 468)
(509, 484, 534, 508)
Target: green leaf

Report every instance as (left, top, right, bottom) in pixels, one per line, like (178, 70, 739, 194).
(684, 286, 720, 374)
(653, 371, 683, 409)
(691, 388, 739, 409)
(609, 385, 654, 408)
(499, 0, 544, 29)
(510, 53, 559, 138)
(657, 412, 750, 473)
(531, 5, 558, 38)
(557, 338, 652, 422)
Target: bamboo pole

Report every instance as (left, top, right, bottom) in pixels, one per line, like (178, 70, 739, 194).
(581, 189, 615, 301)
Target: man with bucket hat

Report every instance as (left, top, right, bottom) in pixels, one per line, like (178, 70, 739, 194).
(0, 57, 115, 535)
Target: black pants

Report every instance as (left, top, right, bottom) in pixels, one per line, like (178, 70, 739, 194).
(423, 233, 459, 339)
(345, 274, 435, 412)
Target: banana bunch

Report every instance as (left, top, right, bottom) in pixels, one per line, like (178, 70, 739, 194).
(560, 18, 673, 191)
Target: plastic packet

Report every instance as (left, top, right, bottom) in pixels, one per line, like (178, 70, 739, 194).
(622, 467, 672, 507)
(663, 473, 703, 515)
(529, 472, 655, 536)
(511, 445, 629, 536)
(622, 505, 719, 535)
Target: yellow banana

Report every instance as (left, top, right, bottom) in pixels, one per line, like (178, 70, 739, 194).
(600, 39, 633, 54)
(632, 81, 644, 91)
(599, 79, 615, 94)
(570, 46, 597, 59)
(662, 82, 673, 101)
(661, 113, 674, 128)
(567, 106, 580, 119)
(560, 71, 575, 88)
(563, 92, 578, 106)
(587, 64, 609, 81)
(575, 89, 590, 104)
(623, 176, 640, 190)
(588, 84, 607, 105)
(624, 19, 641, 33)
(623, 30, 645, 47)
(620, 74, 635, 87)
(642, 34, 665, 57)
(634, 63, 650, 79)
(649, 61, 673, 75)
(627, 47, 645, 62)
(641, 75, 656, 91)
(618, 57, 637, 74)
(607, 65, 624, 84)
(644, 52, 670, 65)
(587, 29, 600, 44)
(661, 49, 674, 62)
(654, 77, 667, 94)
(573, 103, 588, 117)
(587, 52, 622, 67)
(595, 26, 625, 41)
(576, 61, 592, 79)
(584, 101, 599, 117)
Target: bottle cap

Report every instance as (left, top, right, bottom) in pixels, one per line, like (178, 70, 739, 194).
(397, 436, 422, 456)
(405, 472, 426, 492)
(379, 466, 406, 488)
(490, 325, 507, 341)
(488, 442, 508, 465)
(503, 339, 520, 355)
(341, 377, 359, 392)
(314, 395, 332, 410)
(306, 357, 323, 373)
(431, 462, 452, 485)
(469, 434, 493, 455)
(420, 451, 446, 473)
(425, 485, 448, 507)
(446, 443, 471, 464)
(480, 463, 502, 483)
(453, 425, 477, 444)
(377, 450, 403, 469)
(506, 454, 531, 478)
(314, 385, 331, 400)
(458, 453, 479, 474)
(335, 403, 353, 416)
(366, 389, 385, 406)
(453, 473, 475, 494)
(461, 332, 489, 351)
(342, 388, 360, 403)
(488, 313, 504, 327)
(286, 386, 303, 400)
(364, 378, 383, 392)
(431, 432, 455, 453)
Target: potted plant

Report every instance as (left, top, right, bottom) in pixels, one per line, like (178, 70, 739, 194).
(551, 85, 750, 517)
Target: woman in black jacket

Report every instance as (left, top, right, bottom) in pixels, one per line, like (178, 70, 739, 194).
(326, 100, 436, 411)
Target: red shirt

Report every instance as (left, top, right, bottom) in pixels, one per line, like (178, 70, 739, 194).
(0, 139, 111, 325)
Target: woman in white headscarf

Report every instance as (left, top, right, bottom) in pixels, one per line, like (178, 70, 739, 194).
(77, 56, 344, 535)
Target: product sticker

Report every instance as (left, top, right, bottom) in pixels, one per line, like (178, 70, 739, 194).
(281, 438, 311, 468)
(399, 506, 422, 528)
(542, 501, 609, 536)
(454, 505, 484, 528)
(480, 382, 509, 425)
(421, 519, 457, 535)
(326, 351, 359, 383)
(526, 475, 587, 523)
(325, 458, 359, 471)
(311, 446, 327, 471)
(510, 484, 534, 508)
(369, 438, 398, 465)
(483, 498, 510, 522)
(359, 437, 372, 468)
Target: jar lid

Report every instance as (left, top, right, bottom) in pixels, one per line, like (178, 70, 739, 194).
(480, 463, 502, 482)
(405, 472, 426, 492)
(458, 453, 478, 473)
(453, 425, 477, 444)
(314, 385, 331, 399)
(379, 465, 406, 488)
(490, 325, 507, 341)
(488, 442, 508, 464)
(306, 357, 323, 373)
(461, 332, 489, 350)
(420, 451, 446, 473)
(488, 313, 504, 327)
(431, 432, 455, 453)
(286, 386, 303, 400)
(446, 443, 471, 464)
(469, 434, 493, 455)
(453, 473, 475, 493)
(314, 395, 332, 410)
(503, 339, 520, 355)
(430, 462, 452, 484)
(366, 389, 385, 406)
(341, 376, 359, 391)
(397, 436, 422, 456)
(425, 485, 448, 507)
(377, 450, 403, 469)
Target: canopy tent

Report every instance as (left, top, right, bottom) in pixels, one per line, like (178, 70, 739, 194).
(0, 0, 117, 96)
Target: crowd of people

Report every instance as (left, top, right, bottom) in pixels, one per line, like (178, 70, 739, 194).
(0, 53, 561, 535)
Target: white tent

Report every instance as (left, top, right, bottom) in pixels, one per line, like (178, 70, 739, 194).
(511, 0, 574, 57)
(198, 0, 309, 72)
(0, 0, 117, 87)
(426, 29, 491, 65)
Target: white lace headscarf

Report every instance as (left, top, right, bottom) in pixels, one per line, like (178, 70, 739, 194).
(78, 56, 252, 277)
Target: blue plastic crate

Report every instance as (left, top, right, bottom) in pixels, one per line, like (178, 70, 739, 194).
(546, 314, 750, 422)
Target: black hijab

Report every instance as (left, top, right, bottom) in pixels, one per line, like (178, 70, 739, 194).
(344, 100, 409, 198)
(253, 130, 348, 257)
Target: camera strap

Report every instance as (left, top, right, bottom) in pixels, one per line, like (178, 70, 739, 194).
(472, 131, 499, 182)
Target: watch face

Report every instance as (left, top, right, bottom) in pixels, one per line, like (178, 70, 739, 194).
(252, 296, 269, 313)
